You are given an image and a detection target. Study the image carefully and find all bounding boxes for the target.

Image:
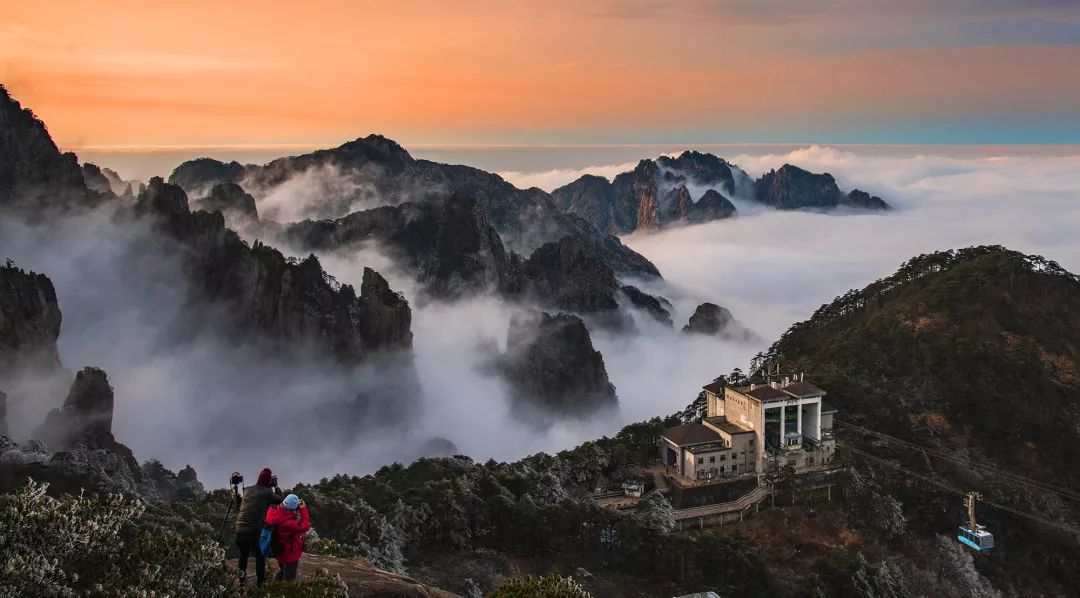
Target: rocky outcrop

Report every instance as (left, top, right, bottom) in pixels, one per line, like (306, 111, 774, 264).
(621, 285, 673, 327)
(498, 311, 617, 416)
(357, 267, 413, 352)
(33, 367, 115, 451)
(520, 237, 627, 328)
(754, 164, 890, 211)
(170, 135, 660, 279)
(194, 182, 259, 225)
(257, 554, 460, 598)
(688, 189, 737, 224)
(682, 302, 757, 341)
(0, 85, 100, 211)
(284, 196, 516, 299)
(167, 157, 247, 197)
(845, 188, 890, 210)
(659, 185, 694, 223)
(81, 163, 113, 194)
(134, 177, 413, 364)
(0, 262, 62, 377)
(554, 151, 742, 234)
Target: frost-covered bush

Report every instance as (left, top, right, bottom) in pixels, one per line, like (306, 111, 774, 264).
(486, 574, 592, 598)
(0, 479, 235, 597)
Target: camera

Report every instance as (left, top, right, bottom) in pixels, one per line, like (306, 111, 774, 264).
(270, 474, 278, 487)
(229, 472, 244, 487)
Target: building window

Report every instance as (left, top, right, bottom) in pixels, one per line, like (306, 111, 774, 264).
(749, 438, 755, 446)
(721, 454, 727, 461)
(697, 457, 704, 465)
(732, 464, 738, 471)
(709, 456, 715, 463)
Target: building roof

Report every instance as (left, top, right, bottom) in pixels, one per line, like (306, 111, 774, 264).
(820, 401, 838, 414)
(783, 380, 827, 398)
(661, 422, 722, 446)
(685, 442, 729, 454)
(741, 384, 789, 402)
(703, 416, 755, 435)
(702, 380, 726, 395)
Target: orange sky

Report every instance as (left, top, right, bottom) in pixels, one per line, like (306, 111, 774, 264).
(3, 1, 1080, 147)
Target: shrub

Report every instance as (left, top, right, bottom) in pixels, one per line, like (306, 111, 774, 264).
(486, 574, 592, 598)
(0, 479, 235, 597)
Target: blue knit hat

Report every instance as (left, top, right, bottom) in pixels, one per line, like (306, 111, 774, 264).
(283, 494, 300, 510)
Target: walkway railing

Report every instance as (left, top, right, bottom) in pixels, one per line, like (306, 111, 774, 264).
(671, 484, 770, 521)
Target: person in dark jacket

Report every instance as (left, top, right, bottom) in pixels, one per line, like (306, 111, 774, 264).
(265, 493, 310, 582)
(235, 467, 283, 587)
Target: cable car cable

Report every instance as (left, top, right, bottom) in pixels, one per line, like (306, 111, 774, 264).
(839, 441, 1080, 536)
(834, 420, 1080, 502)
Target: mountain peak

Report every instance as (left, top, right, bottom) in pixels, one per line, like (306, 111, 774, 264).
(337, 134, 414, 163)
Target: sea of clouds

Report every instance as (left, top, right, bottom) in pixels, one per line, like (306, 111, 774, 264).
(4, 145, 1079, 486)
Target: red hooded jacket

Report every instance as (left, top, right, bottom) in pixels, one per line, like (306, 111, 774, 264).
(264, 504, 310, 565)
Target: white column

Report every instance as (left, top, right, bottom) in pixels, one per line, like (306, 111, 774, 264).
(796, 402, 803, 443)
(777, 406, 785, 449)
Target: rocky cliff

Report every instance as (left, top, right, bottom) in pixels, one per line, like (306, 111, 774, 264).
(519, 237, 630, 329)
(0, 85, 100, 212)
(620, 285, 673, 326)
(283, 196, 516, 299)
(193, 182, 259, 225)
(554, 152, 889, 234)
(168, 135, 660, 279)
(0, 262, 62, 377)
(33, 367, 115, 451)
(497, 311, 617, 416)
(167, 157, 247, 197)
(754, 164, 888, 210)
(553, 151, 742, 234)
(682, 302, 756, 342)
(134, 177, 413, 363)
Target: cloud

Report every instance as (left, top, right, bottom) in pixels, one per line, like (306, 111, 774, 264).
(4, 146, 1079, 488)
(496, 160, 640, 191)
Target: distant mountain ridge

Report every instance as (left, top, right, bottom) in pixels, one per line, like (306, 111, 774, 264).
(552, 152, 889, 234)
(168, 135, 661, 279)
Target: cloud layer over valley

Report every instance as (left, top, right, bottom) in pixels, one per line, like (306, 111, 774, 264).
(4, 145, 1080, 487)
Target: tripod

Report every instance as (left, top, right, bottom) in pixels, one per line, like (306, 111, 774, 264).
(218, 473, 244, 540)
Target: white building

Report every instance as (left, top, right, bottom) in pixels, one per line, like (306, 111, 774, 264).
(661, 376, 836, 481)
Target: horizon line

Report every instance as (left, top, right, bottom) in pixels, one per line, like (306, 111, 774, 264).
(65, 141, 1080, 154)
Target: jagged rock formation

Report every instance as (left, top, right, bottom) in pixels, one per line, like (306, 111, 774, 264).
(553, 151, 743, 234)
(689, 189, 737, 223)
(621, 285, 673, 327)
(193, 182, 259, 225)
(357, 267, 413, 352)
(169, 135, 660, 278)
(167, 157, 247, 197)
(754, 164, 888, 211)
(682, 302, 756, 341)
(554, 152, 889, 234)
(498, 311, 617, 416)
(0, 85, 100, 211)
(519, 237, 629, 329)
(33, 367, 115, 451)
(134, 177, 413, 363)
(0, 262, 62, 377)
(80, 163, 113, 194)
(283, 196, 515, 299)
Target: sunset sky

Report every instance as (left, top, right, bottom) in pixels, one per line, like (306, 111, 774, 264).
(3, 0, 1080, 150)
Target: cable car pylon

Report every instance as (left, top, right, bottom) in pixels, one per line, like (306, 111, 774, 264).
(958, 491, 995, 551)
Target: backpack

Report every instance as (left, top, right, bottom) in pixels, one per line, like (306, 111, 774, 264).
(259, 524, 282, 558)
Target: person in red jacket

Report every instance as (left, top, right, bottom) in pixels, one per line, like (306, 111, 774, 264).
(264, 493, 310, 582)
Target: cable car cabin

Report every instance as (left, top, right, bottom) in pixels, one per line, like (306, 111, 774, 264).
(957, 525, 994, 551)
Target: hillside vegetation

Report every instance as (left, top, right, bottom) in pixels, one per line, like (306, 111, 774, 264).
(763, 245, 1080, 595)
